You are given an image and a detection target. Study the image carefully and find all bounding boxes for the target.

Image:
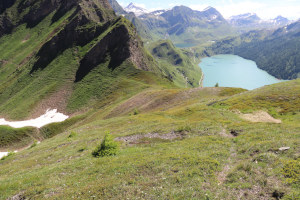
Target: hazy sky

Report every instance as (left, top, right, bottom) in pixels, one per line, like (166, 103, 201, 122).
(118, 0, 300, 20)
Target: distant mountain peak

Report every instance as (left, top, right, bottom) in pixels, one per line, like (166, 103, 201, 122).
(228, 13, 290, 29)
(124, 2, 148, 16)
(270, 15, 290, 26)
(203, 6, 214, 11)
(149, 9, 167, 16)
(230, 13, 260, 20)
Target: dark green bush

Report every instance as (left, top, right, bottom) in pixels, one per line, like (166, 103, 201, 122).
(133, 108, 140, 115)
(92, 133, 119, 158)
(68, 132, 77, 138)
(281, 160, 300, 184)
(176, 125, 192, 133)
(30, 140, 38, 148)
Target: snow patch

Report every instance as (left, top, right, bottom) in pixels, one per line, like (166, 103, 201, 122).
(203, 6, 213, 11)
(0, 109, 69, 128)
(124, 3, 149, 16)
(211, 15, 217, 20)
(154, 11, 164, 16)
(0, 152, 8, 159)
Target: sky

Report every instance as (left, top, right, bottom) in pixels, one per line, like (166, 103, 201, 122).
(117, 0, 300, 20)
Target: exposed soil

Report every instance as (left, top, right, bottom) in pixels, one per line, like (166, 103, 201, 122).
(31, 84, 73, 118)
(7, 191, 25, 200)
(115, 132, 185, 145)
(230, 129, 243, 137)
(217, 146, 236, 185)
(106, 87, 223, 118)
(240, 111, 282, 124)
(219, 128, 233, 138)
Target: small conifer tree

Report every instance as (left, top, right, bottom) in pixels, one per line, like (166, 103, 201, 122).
(92, 133, 119, 157)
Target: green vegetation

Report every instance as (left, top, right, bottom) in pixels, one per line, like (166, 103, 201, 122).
(213, 79, 300, 118)
(0, 1, 299, 199)
(0, 126, 39, 149)
(68, 132, 77, 139)
(29, 140, 38, 149)
(0, 83, 299, 199)
(148, 40, 202, 88)
(92, 133, 119, 157)
(40, 115, 86, 138)
(281, 159, 300, 185)
(0, 152, 15, 161)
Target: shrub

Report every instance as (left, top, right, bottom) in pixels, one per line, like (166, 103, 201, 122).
(133, 108, 140, 115)
(30, 140, 38, 148)
(176, 125, 192, 133)
(92, 133, 119, 158)
(281, 160, 300, 184)
(68, 132, 77, 138)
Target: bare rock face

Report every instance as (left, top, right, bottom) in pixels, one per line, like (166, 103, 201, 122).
(1, 0, 156, 87)
(75, 17, 155, 82)
(0, 0, 114, 36)
(0, 0, 155, 80)
(0, 0, 17, 14)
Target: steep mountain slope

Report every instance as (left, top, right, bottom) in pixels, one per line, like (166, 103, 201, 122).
(107, 0, 127, 15)
(149, 40, 202, 87)
(0, 0, 203, 149)
(0, 0, 164, 121)
(201, 20, 300, 79)
(124, 2, 148, 16)
(139, 6, 234, 45)
(108, 0, 152, 40)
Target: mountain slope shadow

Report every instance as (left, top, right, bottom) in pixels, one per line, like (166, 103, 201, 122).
(30, 11, 112, 74)
(75, 22, 132, 82)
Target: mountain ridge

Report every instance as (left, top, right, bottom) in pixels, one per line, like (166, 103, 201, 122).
(124, 2, 148, 16)
(0, 0, 163, 120)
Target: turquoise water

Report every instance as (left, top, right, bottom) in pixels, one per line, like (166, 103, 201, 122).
(199, 54, 284, 90)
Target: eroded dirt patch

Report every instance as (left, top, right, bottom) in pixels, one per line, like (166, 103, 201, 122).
(115, 132, 185, 145)
(240, 111, 282, 124)
(105, 87, 224, 119)
(7, 191, 25, 200)
(31, 84, 73, 118)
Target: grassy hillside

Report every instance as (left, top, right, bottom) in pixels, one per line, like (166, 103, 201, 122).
(213, 79, 300, 118)
(0, 0, 203, 153)
(0, 0, 183, 121)
(0, 81, 299, 199)
(148, 40, 202, 88)
(0, 126, 40, 150)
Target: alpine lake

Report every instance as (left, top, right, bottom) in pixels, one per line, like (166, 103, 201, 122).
(199, 54, 285, 90)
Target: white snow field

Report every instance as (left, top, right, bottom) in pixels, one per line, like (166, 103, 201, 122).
(0, 152, 8, 159)
(0, 109, 69, 128)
